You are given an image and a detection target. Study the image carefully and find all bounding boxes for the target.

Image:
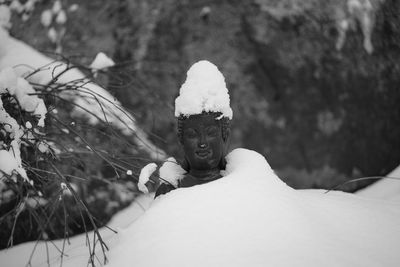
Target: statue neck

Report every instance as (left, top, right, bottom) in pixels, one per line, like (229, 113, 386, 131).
(189, 168, 221, 181)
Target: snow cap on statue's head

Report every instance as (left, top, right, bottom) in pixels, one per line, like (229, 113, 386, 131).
(174, 60, 233, 120)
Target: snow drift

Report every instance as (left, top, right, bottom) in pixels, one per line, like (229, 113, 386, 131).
(1, 149, 399, 266)
(107, 149, 400, 267)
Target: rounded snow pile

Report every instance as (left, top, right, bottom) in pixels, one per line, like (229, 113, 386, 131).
(175, 60, 233, 119)
(107, 149, 400, 267)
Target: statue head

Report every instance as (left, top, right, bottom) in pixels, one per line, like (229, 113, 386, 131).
(177, 112, 230, 174)
(174, 60, 233, 176)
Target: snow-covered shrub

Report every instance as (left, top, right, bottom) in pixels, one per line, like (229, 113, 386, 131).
(0, 67, 47, 178)
(0, 67, 52, 248)
(0, 57, 159, 265)
(0, 23, 159, 263)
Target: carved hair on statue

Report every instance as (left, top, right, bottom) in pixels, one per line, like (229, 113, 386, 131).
(177, 112, 230, 143)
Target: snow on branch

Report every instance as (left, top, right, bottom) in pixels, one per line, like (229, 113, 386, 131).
(0, 67, 49, 180)
(0, 27, 166, 160)
(138, 163, 157, 193)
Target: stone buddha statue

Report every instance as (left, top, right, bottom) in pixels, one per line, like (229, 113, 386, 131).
(155, 60, 233, 197)
(177, 112, 230, 185)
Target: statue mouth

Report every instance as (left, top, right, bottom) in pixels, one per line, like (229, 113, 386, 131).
(195, 150, 211, 158)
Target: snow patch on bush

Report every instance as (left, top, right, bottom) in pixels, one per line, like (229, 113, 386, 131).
(90, 52, 115, 70)
(138, 163, 157, 193)
(0, 67, 48, 180)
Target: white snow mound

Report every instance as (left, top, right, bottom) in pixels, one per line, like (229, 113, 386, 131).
(175, 60, 233, 119)
(107, 148, 400, 267)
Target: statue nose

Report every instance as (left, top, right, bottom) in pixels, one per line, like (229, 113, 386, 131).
(198, 133, 208, 148)
(199, 143, 207, 149)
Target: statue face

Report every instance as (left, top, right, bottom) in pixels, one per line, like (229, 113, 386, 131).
(181, 113, 228, 172)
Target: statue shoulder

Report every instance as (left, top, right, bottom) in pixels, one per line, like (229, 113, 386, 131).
(155, 183, 176, 198)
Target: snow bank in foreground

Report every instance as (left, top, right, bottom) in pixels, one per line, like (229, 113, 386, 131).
(1, 149, 399, 267)
(0, 194, 154, 267)
(107, 149, 400, 267)
(0, 28, 165, 160)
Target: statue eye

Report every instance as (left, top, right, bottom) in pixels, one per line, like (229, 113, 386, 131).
(185, 128, 197, 138)
(206, 126, 218, 137)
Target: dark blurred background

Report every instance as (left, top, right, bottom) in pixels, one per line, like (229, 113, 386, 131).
(10, 0, 400, 191)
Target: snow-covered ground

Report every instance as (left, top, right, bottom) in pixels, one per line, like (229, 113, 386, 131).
(106, 149, 400, 267)
(0, 194, 154, 267)
(1, 149, 399, 267)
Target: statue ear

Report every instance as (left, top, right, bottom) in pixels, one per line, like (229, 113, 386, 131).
(222, 127, 230, 160)
(219, 156, 227, 170)
(223, 127, 231, 143)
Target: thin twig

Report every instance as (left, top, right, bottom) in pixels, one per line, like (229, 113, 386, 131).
(325, 176, 400, 193)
